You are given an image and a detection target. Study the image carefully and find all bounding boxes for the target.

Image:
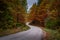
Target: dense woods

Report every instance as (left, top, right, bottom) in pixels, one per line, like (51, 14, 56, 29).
(28, 0, 60, 30)
(28, 0, 60, 40)
(0, 0, 27, 29)
(0, 0, 29, 36)
(0, 0, 60, 40)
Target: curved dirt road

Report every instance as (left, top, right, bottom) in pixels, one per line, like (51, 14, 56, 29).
(0, 22, 44, 40)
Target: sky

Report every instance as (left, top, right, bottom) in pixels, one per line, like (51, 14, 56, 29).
(27, 0, 38, 11)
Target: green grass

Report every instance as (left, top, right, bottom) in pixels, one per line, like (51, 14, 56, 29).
(44, 28, 60, 40)
(0, 24, 29, 37)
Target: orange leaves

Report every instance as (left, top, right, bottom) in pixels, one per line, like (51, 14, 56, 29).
(28, 4, 37, 22)
(28, 0, 60, 27)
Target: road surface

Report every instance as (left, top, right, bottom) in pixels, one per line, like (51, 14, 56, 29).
(0, 22, 44, 40)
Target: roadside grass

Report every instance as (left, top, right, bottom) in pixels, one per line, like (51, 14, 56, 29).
(44, 28, 60, 40)
(0, 24, 29, 37)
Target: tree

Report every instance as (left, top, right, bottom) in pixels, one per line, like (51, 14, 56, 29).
(0, 0, 27, 29)
(37, 0, 43, 5)
(45, 0, 60, 30)
(28, 3, 37, 22)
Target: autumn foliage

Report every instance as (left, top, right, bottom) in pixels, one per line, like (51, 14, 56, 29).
(28, 0, 60, 28)
(0, 0, 27, 29)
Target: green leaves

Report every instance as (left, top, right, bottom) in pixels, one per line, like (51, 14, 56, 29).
(45, 18, 58, 29)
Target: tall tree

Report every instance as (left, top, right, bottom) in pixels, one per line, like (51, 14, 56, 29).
(20, 0, 27, 12)
(28, 3, 37, 22)
(37, 0, 43, 5)
(0, 0, 27, 29)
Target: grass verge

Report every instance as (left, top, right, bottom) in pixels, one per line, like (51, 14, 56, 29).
(0, 25, 29, 37)
(44, 28, 60, 40)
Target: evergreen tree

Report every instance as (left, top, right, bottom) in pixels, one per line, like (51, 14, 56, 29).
(37, 0, 43, 5)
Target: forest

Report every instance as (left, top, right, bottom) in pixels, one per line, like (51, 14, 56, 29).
(0, 0, 29, 36)
(28, 0, 60, 40)
(0, 0, 60, 40)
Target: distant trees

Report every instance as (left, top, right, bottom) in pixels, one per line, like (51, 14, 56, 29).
(37, 0, 43, 5)
(28, 3, 37, 22)
(29, 0, 48, 27)
(28, 0, 60, 29)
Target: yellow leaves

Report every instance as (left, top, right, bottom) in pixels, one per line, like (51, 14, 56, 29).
(47, 9, 58, 21)
(45, 4, 51, 9)
(49, 10, 57, 16)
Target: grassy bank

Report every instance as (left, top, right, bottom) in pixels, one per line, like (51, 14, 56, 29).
(0, 24, 29, 37)
(44, 28, 60, 40)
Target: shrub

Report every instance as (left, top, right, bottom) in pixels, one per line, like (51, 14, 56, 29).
(45, 18, 58, 30)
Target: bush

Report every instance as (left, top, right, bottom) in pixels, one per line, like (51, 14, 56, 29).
(45, 18, 58, 30)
